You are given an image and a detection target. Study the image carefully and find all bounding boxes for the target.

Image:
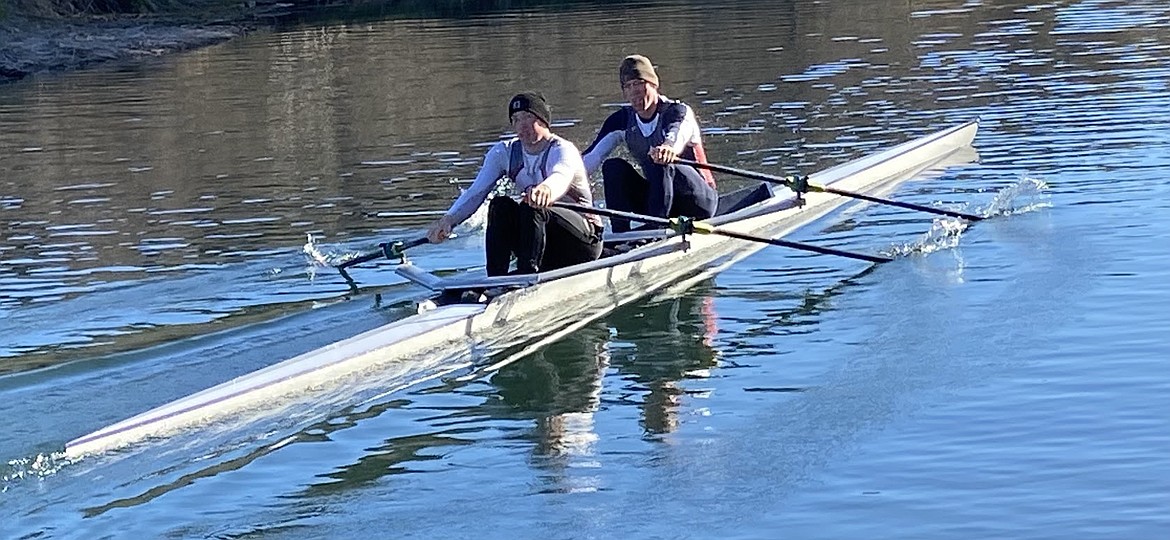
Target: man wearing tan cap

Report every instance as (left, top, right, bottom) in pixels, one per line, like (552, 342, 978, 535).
(581, 54, 718, 233)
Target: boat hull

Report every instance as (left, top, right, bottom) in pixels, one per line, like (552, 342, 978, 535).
(65, 120, 979, 458)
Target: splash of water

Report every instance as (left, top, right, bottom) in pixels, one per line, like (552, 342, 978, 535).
(982, 176, 1051, 217)
(884, 176, 1051, 257)
(301, 233, 345, 281)
(302, 233, 337, 266)
(1, 451, 71, 493)
(887, 217, 970, 257)
(296, 181, 503, 281)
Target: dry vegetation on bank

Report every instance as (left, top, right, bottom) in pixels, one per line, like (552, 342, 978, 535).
(0, 0, 593, 83)
(0, 0, 284, 83)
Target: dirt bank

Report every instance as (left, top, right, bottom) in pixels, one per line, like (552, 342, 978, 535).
(0, 16, 244, 83)
(0, 0, 586, 84)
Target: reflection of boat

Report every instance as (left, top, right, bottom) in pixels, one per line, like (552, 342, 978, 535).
(65, 120, 979, 458)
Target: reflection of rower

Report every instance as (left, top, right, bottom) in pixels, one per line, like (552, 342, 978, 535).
(608, 290, 721, 436)
(490, 322, 610, 458)
(486, 261, 880, 445)
(487, 287, 722, 441)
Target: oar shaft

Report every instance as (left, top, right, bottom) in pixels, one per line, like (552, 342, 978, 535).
(554, 202, 671, 226)
(675, 158, 985, 222)
(675, 158, 795, 188)
(337, 251, 382, 270)
(337, 236, 429, 270)
(815, 184, 984, 221)
(397, 236, 430, 252)
(553, 202, 890, 264)
(713, 228, 891, 263)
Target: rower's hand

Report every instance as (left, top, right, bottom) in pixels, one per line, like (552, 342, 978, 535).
(649, 145, 677, 165)
(524, 184, 554, 208)
(426, 215, 455, 244)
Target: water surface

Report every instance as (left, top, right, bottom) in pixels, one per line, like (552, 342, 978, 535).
(3, 0, 1170, 538)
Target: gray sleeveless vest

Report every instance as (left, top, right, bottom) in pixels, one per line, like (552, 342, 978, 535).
(508, 138, 559, 181)
(623, 102, 700, 174)
(624, 108, 666, 174)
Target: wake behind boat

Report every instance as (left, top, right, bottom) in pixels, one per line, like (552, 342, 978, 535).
(65, 120, 980, 458)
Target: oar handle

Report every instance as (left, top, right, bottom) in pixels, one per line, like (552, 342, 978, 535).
(675, 158, 984, 222)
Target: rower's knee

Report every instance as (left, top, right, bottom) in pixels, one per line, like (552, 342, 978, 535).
(602, 158, 641, 206)
(489, 196, 516, 209)
(516, 201, 549, 223)
(601, 158, 629, 180)
(488, 195, 517, 217)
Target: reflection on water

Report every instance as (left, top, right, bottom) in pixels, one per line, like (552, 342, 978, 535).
(492, 322, 608, 455)
(606, 293, 721, 436)
(265, 276, 860, 499)
(484, 290, 722, 453)
(295, 288, 728, 499)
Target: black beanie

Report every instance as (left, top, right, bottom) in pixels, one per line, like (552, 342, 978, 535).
(508, 92, 551, 127)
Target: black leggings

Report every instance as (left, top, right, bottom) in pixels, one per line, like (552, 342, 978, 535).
(484, 197, 603, 276)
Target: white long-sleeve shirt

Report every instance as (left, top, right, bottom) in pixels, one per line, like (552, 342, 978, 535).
(445, 134, 600, 227)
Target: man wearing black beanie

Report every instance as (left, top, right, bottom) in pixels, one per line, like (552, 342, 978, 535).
(508, 92, 551, 127)
(426, 92, 603, 276)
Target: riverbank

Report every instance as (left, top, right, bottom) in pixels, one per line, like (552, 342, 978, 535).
(0, 0, 302, 84)
(0, 0, 598, 84)
(0, 16, 243, 83)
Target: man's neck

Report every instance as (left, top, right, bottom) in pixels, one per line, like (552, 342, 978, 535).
(522, 133, 552, 153)
(636, 100, 659, 121)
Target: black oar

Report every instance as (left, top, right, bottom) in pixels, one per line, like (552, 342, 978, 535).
(336, 236, 430, 286)
(553, 202, 891, 264)
(674, 158, 985, 222)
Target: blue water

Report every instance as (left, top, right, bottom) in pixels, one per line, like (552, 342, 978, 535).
(3, 0, 1170, 538)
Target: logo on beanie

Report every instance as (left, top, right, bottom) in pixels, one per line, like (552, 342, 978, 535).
(511, 98, 523, 113)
